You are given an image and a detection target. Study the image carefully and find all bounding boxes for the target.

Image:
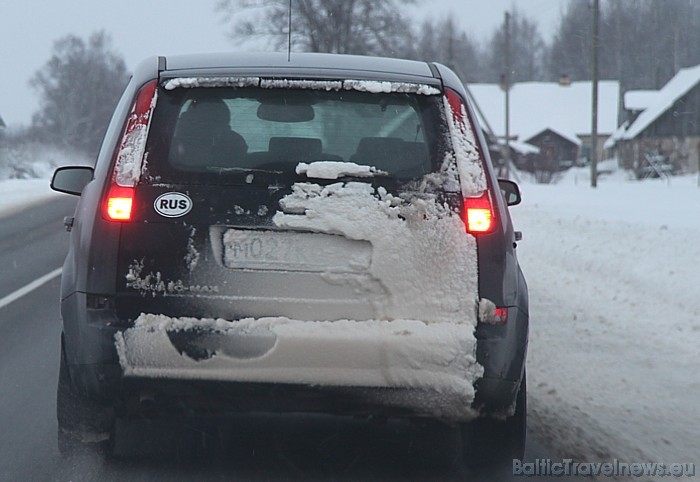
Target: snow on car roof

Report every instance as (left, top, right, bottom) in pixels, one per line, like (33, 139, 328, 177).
(163, 77, 441, 95)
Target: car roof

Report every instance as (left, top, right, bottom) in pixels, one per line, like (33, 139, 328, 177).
(159, 52, 441, 85)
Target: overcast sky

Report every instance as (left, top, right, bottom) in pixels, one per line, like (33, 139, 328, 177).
(0, 0, 568, 127)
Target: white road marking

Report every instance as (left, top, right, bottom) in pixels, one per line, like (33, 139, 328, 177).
(0, 268, 62, 310)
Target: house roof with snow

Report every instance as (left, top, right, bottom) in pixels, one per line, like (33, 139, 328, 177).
(622, 63, 700, 140)
(466, 80, 620, 143)
(523, 126, 582, 147)
(623, 90, 659, 112)
(604, 120, 629, 149)
(508, 140, 540, 155)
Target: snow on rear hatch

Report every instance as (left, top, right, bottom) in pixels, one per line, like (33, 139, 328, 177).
(274, 181, 478, 322)
(115, 86, 487, 420)
(296, 161, 386, 180)
(116, 180, 483, 419)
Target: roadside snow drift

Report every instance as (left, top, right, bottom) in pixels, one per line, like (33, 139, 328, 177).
(514, 169, 700, 472)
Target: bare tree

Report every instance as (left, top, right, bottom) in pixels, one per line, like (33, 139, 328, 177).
(411, 16, 482, 82)
(483, 8, 545, 83)
(547, 0, 700, 90)
(30, 31, 129, 156)
(546, 0, 591, 82)
(218, 0, 416, 57)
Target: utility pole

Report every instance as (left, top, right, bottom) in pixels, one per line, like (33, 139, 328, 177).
(504, 11, 511, 180)
(590, 0, 600, 188)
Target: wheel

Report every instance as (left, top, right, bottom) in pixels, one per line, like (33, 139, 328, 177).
(461, 372, 527, 468)
(56, 335, 115, 457)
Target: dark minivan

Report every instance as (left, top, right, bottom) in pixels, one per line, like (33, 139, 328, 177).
(51, 52, 528, 466)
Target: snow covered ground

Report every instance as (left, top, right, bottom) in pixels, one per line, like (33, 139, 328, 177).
(0, 178, 61, 219)
(513, 164, 700, 478)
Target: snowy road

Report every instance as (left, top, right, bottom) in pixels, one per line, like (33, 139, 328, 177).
(512, 171, 700, 480)
(0, 195, 588, 481)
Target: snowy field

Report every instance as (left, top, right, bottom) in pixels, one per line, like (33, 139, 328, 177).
(1, 166, 699, 477)
(513, 165, 700, 477)
(0, 178, 61, 218)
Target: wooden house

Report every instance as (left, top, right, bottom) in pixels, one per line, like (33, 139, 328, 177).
(608, 64, 700, 175)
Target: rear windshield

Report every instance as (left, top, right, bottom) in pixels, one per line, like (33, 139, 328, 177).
(143, 83, 448, 185)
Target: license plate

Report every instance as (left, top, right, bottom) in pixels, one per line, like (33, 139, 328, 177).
(223, 230, 372, 272)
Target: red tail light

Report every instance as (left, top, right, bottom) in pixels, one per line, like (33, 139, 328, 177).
(445, 88, 465, 125)
(465, 191, 496, 234)
(493, 307, 508, 324)
(445, 88, 495, 234)
(105, 185, 134, 221)
(103, 80, 158, 222)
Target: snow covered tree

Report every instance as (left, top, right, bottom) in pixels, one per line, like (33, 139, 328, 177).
(218, 0, 416, 57)
(30, 31, 129, 156)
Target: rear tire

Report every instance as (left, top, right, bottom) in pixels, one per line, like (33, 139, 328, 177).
(56, 336, 115, 458)
(461, 372, 527, 468)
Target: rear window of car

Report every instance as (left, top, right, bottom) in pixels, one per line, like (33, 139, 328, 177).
(143, 83, 449, 185)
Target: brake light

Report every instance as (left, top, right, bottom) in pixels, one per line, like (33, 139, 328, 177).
(493, 307, 508, 323)
(465, 191, 496, 233)
(105, 185, 134, 221)
(445, 88, 465, 124)
(445, 88, 494, 234)
(113, 80, 157, 187)
(103, 80, 158, 222)
(478, 300, 509, 324)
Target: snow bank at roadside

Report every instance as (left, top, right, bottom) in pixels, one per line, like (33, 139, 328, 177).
(0, 143, 87, 218)
(0, 178, 61, 219)
(512, 174, 700, 475)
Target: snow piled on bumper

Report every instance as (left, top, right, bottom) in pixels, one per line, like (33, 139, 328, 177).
(115, 314, 482, 421)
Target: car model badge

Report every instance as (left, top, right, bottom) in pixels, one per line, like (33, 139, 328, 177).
(154, 192, 192, 218)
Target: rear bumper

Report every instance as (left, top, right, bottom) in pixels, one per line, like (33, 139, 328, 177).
(119, 379, 479, 421)
(61, 294, 527, 420)
(113, 314, 482, 421)
(473, 305, 528, 412)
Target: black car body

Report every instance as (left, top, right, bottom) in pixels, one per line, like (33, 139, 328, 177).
(52, 52, 528, 464)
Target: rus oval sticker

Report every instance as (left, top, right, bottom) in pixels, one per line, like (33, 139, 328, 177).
(154, 192, 192, 218)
